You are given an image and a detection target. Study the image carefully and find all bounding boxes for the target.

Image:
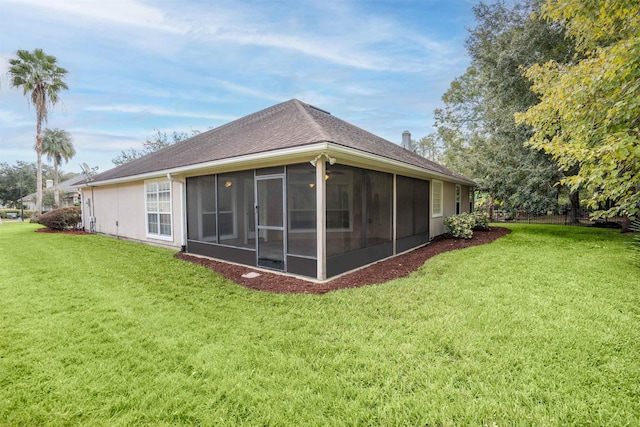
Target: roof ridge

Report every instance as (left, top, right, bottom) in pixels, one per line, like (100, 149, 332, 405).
(292, 99, 333, 143)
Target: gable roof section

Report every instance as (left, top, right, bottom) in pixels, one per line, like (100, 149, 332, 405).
(90, 99, 474, 185)
(20, 175, 85, 201)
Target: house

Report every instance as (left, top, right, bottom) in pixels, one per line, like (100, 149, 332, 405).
(80, 99, 475, 280)
(20, 175, 83, 212)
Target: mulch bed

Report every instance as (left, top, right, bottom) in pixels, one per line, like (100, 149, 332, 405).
(35, 228, 90, 235)
(175, 227, 511, 294)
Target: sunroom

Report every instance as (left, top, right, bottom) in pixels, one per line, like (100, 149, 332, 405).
(185, 160, 433, 279)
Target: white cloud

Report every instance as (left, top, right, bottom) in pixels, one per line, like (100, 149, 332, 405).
(84, 104, 237, 121)
(0, 109, 30, 127)
(1, 0, 186, 33)
(210, 79, 283, 102)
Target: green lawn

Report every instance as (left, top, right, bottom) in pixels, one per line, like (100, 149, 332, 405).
(1, 223, 638, 426)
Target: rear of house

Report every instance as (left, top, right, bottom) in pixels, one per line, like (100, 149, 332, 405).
(80, 100, 474, 280)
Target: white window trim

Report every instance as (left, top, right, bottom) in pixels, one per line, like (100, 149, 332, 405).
(455, 184, 461, 214)
(145, 179, 173, 241)
(432, 179, 443, 218)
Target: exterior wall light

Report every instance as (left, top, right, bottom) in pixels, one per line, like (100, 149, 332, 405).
(310, 153, 336, 167)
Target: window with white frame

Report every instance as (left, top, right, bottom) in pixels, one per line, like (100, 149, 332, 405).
(455, 184, 461, 214)
(432, 180, 443, 217)
(146, 180, 172, 239)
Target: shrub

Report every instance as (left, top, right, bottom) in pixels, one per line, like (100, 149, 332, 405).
(37, 207, 82, 231)
(444, 212, 475, 239)
(0, 209, 34, 220)
(472, 210, 490, 231)
(444, 211, 491, 239)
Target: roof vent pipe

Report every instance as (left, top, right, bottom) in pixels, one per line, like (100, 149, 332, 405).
(402, 130, 414, 152)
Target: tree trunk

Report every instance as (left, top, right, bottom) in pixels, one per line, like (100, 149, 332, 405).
(488, 194, 495, 221)
(54, 157, 60, 208)
(35, 119, 43, 213)
(569, 189, 580, 224)
(621, 215, 631, 233)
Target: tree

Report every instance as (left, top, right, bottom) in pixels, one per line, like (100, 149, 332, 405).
(112, 129, 200, 165)
(414, 134, 444, 163)
(434, 0, 576, 215)
(0, 161, 75, 208)
(41, 128, 76, 208)
(516, 0, 640, 219)
(0, 161, 37, 208)
(8, 49, 68, 213)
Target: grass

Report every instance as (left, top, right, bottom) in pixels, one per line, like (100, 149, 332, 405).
(1, 222, 638, 426)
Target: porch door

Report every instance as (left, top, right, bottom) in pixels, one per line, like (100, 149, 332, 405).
(256, 175, 286, 271)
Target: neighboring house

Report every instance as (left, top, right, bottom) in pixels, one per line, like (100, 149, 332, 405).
(20, 176, 83, 212)
(80, 99, 475, 280)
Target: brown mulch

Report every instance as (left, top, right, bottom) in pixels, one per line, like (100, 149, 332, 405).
(175, 227, 511, 294)
(35, 228, 90, 235)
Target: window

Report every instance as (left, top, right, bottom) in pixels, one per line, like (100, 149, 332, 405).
(455, 184, 461, 215)
(469, 187, 474, 212)
(432, 180, 443, 217)
(146, 180, 172, 239)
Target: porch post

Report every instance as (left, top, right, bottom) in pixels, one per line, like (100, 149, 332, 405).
(392, 174, 397, 255)
(316, 159, 327, 280)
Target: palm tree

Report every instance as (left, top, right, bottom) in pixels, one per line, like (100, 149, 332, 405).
(8, 49, 68, 213)
(41, 128, 75, 207)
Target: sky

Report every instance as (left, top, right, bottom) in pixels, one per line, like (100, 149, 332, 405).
(0, 0, 478, 175)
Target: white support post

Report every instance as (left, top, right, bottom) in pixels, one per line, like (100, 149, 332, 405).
(393, 174, 397, 255)
(316, 159, 327, 280)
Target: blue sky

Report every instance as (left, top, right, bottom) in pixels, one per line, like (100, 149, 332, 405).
(0, 0, 478, 174)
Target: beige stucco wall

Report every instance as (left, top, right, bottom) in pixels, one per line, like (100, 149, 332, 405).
(430, 181, 474, 238)
(81, 178, 184, 249)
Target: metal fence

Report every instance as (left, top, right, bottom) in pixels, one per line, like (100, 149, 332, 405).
(490, 207, 624, 228)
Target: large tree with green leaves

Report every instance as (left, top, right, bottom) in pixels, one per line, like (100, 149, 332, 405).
(516, 0, 640, 219)
(112, 129, 200, 165)
(0, 161, 37, 209)
(8, 49, 68, 213)
(434, 0, 576, 215)
(0, 161, 73, 208)
(41, 128, 76, 208)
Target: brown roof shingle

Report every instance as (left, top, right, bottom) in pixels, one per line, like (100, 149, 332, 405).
(91, 99, 474, 184)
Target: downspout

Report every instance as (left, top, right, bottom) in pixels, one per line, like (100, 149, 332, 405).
(167, 173, 187, 252)
(88, 185, 96, 233)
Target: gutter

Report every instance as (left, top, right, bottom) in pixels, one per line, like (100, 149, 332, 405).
(85, 142, 475, 188)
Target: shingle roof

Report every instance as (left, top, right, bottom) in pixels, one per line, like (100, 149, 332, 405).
(91, 99, 474, 184)
(21, 175, 85, 201)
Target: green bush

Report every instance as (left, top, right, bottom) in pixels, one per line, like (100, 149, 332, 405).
(444, 213, 475, 239)
(36, 207, 82, 230)
(444, 211, 491, 239)
(472, 210, 490, 230)
(0, 209, 35, 220)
